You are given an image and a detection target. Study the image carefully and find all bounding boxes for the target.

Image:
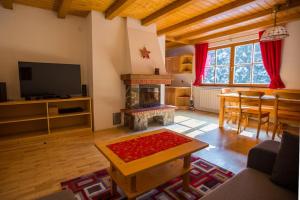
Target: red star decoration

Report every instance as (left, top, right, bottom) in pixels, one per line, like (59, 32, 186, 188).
(140, 47, 151, 59)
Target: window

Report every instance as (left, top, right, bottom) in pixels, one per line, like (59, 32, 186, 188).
(203, 47, 230, 84)
(202, 41, 270, 86)
(234, 43, 270, 84)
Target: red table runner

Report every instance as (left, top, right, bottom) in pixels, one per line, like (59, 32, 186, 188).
(107, 131, 192, 162)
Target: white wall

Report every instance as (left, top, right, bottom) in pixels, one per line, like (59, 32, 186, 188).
(281, 20, 300, 89)
(126, 18, 166, 74)
(0, 4, 89, 100)
(89, 11, 131, 131)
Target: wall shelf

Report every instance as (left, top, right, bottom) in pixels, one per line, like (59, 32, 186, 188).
(48, 111, 91, 119)
(0, 97, 92, 139)
(0, 114, 47, 124)
(165, 87, 191, 110)
(166, 54, 193, 74)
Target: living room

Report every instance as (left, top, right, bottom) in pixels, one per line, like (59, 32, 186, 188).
(0, 0, 299, 199)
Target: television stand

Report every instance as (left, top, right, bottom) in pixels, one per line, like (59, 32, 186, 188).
(0, 97, 92, 139)
(59, 95, 71, 99)
(25, 95, 59, 100)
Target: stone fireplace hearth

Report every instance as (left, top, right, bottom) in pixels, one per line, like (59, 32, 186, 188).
(121, 74, 175, 130)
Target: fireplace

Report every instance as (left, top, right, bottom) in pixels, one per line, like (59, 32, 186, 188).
(121, 74, 175, 130)
(126, 84, 160, 109)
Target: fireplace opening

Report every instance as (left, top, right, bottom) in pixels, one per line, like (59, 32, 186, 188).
(125, 84, 161, 109)
(139, 85, 160, 108)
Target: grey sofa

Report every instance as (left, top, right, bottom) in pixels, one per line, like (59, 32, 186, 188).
(202, 140, 298, 200)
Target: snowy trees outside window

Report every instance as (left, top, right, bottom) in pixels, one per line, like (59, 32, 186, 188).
(234, 43, 270, 84)
(202, 42, 270, 85)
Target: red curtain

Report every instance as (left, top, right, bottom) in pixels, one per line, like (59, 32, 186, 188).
(259, 31, 285, 89)
(193, 43, 208, 86)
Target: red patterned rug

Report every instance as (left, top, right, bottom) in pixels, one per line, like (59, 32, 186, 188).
(61, 157, 234, 200)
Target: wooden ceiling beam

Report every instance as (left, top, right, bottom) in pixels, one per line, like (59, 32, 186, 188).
(142, 0, 193, 26)
(176, 1, 300, 40)
(105, 0, 136, 20)
(1, 0, 13, 9)
(58, 0, 73, 18)
(166, 42, 187, 49)
(176, 9, 272, 40)
(166, 36, 190, 45)
(157, 0, 255, 35)
(189, 13, 300, 44)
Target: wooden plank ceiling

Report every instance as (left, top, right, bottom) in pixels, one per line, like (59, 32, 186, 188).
(2, 0, 300, 48)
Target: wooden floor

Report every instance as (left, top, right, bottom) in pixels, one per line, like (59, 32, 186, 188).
(0, 110, 275, 200)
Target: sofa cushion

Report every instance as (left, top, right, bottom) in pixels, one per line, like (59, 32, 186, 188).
(271, 132, 299, 192)
(201, 168, 297, 200)
(247, 140, 280, 174)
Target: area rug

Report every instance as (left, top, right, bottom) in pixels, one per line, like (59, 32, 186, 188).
(61, 157, 234, 200)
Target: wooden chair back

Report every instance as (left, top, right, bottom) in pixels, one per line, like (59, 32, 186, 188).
(237, 91, 265, 117)
(221, 88, 233, 94)
(273, 92, 300, 117)
(272, 92, 300, 136)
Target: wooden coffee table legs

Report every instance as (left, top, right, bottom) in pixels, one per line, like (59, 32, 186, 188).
(110, 163, 117, 196)
(182, 154, 191, 192)
(110, 155, 192, 198)
(129, 176, 137, 200)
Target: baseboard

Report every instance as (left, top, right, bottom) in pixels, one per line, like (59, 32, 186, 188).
(194, 107, 219, 114)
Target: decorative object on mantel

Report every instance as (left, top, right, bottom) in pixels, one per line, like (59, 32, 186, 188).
(120, 74, 173, 85)
(154, 68, 160, 75)
(260, 4, 289, 42)
(140, 46, 151, 59)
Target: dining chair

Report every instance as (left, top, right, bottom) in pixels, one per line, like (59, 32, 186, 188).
(237, 91, 270, 139)
(222, 88, 239, 124)
(272, 92, 300, 140)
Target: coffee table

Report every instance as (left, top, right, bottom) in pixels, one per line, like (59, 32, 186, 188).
(95, 129, 208, 200)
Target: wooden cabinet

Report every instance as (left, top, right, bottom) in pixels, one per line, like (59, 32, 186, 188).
(165, 56, 179, 73)
(0, 97, 92, 139)
(166, 54, 193, 74)
(165, 87, 191, 110)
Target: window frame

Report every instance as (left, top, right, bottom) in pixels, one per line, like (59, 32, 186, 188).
(201, 40, 269, 88)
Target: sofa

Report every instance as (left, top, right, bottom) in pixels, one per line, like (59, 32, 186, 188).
(202, 133, 298, 200)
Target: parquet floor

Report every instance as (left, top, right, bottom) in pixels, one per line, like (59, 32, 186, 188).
(0, 110, 275, 200)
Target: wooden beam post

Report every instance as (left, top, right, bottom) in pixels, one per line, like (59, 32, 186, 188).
(105, 0, 136, 20)
(141, 0, 192, 26)
(157, 0, 255, 35)
(58, 0, 73, 18)
(189, 13, 300, 44)
(2, 0, 13, 9)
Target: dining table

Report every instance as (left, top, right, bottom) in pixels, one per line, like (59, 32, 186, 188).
(218, 92, 300, 138)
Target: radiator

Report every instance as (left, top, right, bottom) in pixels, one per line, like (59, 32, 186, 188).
(193, 87, 221, 113)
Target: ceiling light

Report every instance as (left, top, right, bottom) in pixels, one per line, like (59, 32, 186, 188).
(260, 4, 289, 42)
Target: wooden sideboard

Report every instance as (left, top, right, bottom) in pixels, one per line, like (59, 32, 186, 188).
(0, 97, 92, 139)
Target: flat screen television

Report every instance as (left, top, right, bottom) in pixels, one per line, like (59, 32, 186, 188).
(18, 61, 81, 98)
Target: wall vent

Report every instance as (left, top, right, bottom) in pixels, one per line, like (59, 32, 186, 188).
(113, 112, 121, 125)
